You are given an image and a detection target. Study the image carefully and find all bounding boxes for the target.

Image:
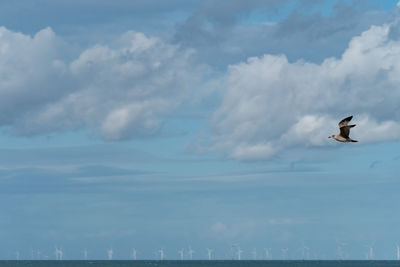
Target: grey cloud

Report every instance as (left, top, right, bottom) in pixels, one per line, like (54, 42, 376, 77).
(0, 0, 200, 36)
(173, 0, 291, 65)
(0, 28, 206, 140)
(0, 27, 73, 123)
(174, 0, 392, 68)
(275, 7, 358, 40)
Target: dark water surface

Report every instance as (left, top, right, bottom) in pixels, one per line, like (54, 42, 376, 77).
(0, 261, 400, 267)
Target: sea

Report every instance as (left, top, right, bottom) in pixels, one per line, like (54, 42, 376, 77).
(0, 261, 400, 267)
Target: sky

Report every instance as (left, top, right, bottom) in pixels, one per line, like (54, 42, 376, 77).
(1, 0, 400, 260)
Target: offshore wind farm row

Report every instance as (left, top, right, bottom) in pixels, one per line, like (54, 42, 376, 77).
(9, 245, 400, 261)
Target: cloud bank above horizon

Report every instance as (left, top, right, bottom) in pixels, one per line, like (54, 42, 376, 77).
(0, 1, 400, 161)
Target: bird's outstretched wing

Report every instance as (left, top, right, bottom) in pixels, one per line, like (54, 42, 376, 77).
(340, 126, 350, 138)
(338, 116, 353, 128)
(340, 125, 355, 139)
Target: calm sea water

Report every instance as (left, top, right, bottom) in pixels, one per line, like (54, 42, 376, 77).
(0, 261, 400, 267)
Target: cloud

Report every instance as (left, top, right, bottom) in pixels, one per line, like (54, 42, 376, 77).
(0, 27, 205, 140)
(173, 0, 293, 67)
(210, 20, 400, 160)
(0, 27, 71, 124)
(1, 2, 399, 153)
(0, 1, 200, 38)
(174, 1, 391, 68)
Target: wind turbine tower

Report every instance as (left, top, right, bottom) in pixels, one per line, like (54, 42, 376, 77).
(281, 248, 288, 260)
(237, 247, 243, 260)
(252, 248, 257, 260)
(188, 247, 194, 260)
(264, 248, 271, 260)
(132, 248, 137, 260)
(178, 248, 184, 260)
(302, 245, 310, 260)
(158, 248, 164, 260)
(15, 251, 20, 260)
(83, 249, 88, 260)
(55, 247, 63, 260)
(207, 248, 213, 260)
(107, 248, 113, 260)
(368, 246, 374, 260)
(336, 241, 347, 260)
(397, 245, 400, 260)
(231, 245, 236, 260)
(364, 245, 374, 260)
(337, 245, 343, 260)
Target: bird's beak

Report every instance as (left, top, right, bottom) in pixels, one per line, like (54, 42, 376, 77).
(328, 136, 331, 138)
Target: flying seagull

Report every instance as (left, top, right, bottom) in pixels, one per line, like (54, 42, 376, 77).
(329, 116, 358, 142)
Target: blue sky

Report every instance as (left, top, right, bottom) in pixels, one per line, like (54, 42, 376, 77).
(1, 0, 400, 260)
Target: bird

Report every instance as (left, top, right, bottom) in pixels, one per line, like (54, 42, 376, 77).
(329, 116, 358, 142)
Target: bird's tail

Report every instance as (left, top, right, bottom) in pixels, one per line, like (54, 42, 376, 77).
(349, 139, 358, 142)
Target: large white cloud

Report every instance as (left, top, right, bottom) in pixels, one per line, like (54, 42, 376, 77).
(0, 27, 70, 125)
(0, 27, 204, 139)
(211, 21, 400, 160)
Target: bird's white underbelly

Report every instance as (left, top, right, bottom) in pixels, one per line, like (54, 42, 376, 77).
(334, 136, 347, 142)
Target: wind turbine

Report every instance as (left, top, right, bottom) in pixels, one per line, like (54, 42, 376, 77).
(397, 245, 400, 260)
(281, 248, 288, 260)
(55, 247, 63, 260)
(264, 248, 271, 260)
(236, 247, 243, 260)
(364, 243, 374, 260)
(132, 248, 137, 260)
(336, 240, 347, 260)
(188, 246, 194, 260)
(158, 248, 164, 260)
(178, 248, 184, 260)
(368, 246, 374, 260)
(15, 251, 20, 260)
(207, 248, 213, 260)
(251, 248, 257, 260)
(107, 248, 113, 260)
(301, 245, 310, 260)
